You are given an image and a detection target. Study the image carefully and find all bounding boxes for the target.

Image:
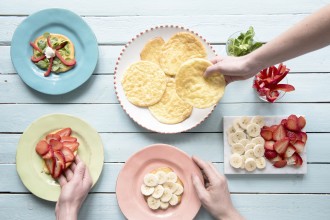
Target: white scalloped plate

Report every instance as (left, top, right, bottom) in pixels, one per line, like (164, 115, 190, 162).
(114, 25, 217, 133)
(223, 116, 307, 174)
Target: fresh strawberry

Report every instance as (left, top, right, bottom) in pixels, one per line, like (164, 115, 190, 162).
(54, 151, 66, 169)
(272, 125, 287, 141)
(288, 114, 298, 121)
(280, 119, 287, 126)
(299, 132, 308, 143)
(284, 144, 296, 158)
(61, 147, 75, 162)
(274, 137, 289, 155)
(273, 160, 287, 168)
(261, 128, 273, 141)
(297, 116, 306, 130)
(35, 140, 49, 156)
(270, 155, 282, 163)
(264, 141, 275, 150)
(293, 140, 305, 153)
(295, 132, 303, 142)
(269, 125, 278, 132)
(55, 128, 72, 138)
(286, 130, 297, 144)
(52, 160, 63, 178)
(46, 134, 61, 143)
(45, 157, 55, 175)
(42, 147, 54, 159)
(285, 119, 299, 131)
(62, 141, 79, 152)
(50, 140, 63, 151)
(292, 153, 303, 167)
(264, 150, 278, 160)
(60, 136, 77, 142)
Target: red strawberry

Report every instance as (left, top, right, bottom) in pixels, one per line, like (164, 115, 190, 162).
(52, 160, 63, 178)
(61, 147, 75, 162)
(299, 132, 308, 143)
(274, 138, 290, 155)
(293, 140, 305, 153)
(269, 125, 278, 132)
(42, 147, 54, 159)
(288, 114, 298, 121)
(273, 125, 287, 141)
(280, 119, 287, 126)
(55, 128, 72, 138)
(292, 153, 303, 167)
(62, 141, 79, 152)
(285, 119, 299, 131)
(264, 141, 275, 150)
(61, 136, 77, 142)
(35, 140, 49, 156)
(286, 130, 297, 144)
(261, 129, 273, 141)
(297, 116, 306, 130)
(270, 155, 282, 163)
(46, 134, 61, 143)
(50, 140, 63, 151)
(45, 157, 55, 175)
(54, 151, 66, 169)
(284, 144, 296, 158)
(273, 160, 287, 168)
(264, 150, 277, 160)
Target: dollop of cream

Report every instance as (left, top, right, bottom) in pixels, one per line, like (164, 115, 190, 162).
(44, 46, 55, 58)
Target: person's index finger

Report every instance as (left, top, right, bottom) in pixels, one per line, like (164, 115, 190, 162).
(57, 174, 67, 187)
(192, 156, 218, 184)
(75, 154, 81, 163)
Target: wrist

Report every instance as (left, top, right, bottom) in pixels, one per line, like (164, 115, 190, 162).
(243, 53, 263, 76)
(56, 204, 79, 220)
(215, 208, 244, 220)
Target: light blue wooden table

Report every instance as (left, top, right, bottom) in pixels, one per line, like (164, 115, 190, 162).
(1, 1, 330, 219)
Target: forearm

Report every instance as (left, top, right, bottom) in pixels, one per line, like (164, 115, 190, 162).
(247, 4, 330, 72)
(56, 206, 78, 220)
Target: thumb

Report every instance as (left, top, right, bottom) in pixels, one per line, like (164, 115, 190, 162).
(191, 174, 207, 201)
(204, 63, 222, 77)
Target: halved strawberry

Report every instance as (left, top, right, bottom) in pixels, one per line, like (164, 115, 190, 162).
(288, 114, 298, 121)
(60, 136, 77, 142)
(42, 147, 54, 159)
(61, 147, 75, 162)
(274, 137, 289, 155)
(269, 125, 278, 132)
(297, 116, 306, 130)
(52, 160, 63, 178)
(264, 150, 277, 160)
(46, 134, 61, 143)
(261, 129, 273, 141)
(273, 125, 287, 141)
(293, 140, 305, 153)
(286, 130, 297, 144)
(292, 153, 303, 167)
(284, 144, 296, 158)
(54, 151, 66, 169)
(62, 141, 79, 152)
(45, 157, 55, 175)
(285, 119, 299, 131)
(264, 141, 275, 151)
(55, 128, 72, 137)
(299, 132, 308, 143)
(273, 160, 287, 168)
(35, 140, 49, 156)
(50, 140, 63, 151)
(270, 155, 282, 163)
(280, 119, 287, 126)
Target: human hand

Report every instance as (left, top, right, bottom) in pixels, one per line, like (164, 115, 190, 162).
(191, 156, 244, 220)
(55, 155, 93, 220)
(204, 55, 259, 84)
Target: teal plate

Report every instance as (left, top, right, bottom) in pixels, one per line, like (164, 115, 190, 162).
(11, 8, 98, 95)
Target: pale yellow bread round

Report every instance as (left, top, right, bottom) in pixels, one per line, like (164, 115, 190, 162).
(140, 37, 165, 66)
(159, 32, 207, 76)
(147, 167, 184, 203)
(149, 77, 193, 124)
(33, 33, 75, 73)
(121, 61, 167, 107)
(175, 58, 226, 109)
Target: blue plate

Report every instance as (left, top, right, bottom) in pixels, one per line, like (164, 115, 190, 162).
(11, 8, 99, 95)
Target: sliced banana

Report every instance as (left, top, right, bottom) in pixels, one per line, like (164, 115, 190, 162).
(231, 143, 245, 155)
(238, 116, 251, 130)
(229, 153, 243, 169)
(253, 144, 265, 158)
(152, 185, 165, 199)
(156, 171, 167, 184)
(244, 143, 256, 152)
(160, 201, 169, 210)
(251, 116, 265, 127)
(166, 172, 178, 183)
(251, 137, 265, 146)
(147, 196, 161, 210)
(245, 149, 256, 159)
(230, 131, 246, 144)
(240, 155, 246, 169)
(141, 184, 155, 196)
(226, 125, 236, 135)
(144, 173, 159, 187)
(169, 194, 179, 206)
(238, 139, 250, 147)
(245, 158, 257, 172)
(163, 182, 178, 193)
(246, 123, 261, 137)
(174, 184, 184, 196)
(233, 118, 244, 132)
(160, 188, 173, 202)
(255, 157, 266, 169)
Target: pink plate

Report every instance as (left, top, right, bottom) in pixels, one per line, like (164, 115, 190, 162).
(116, 144, 203, 219)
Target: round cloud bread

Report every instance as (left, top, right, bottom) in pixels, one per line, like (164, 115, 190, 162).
(149, 77, 193, 124)
(159, 32, 207, 76)
(121, 61, 167, 107)
(140, 37, 165, 66)
(175, 58, 226, 109)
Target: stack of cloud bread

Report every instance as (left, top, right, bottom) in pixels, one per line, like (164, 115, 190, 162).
(121, 31, 226, 124)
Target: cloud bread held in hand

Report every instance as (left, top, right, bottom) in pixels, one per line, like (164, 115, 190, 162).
(160, 32, 207, 76)
(149, 77, 193, 124)
(175, 58, 226, 108)
(140, 37, 165, 65)
(121, 61, 167, 107)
